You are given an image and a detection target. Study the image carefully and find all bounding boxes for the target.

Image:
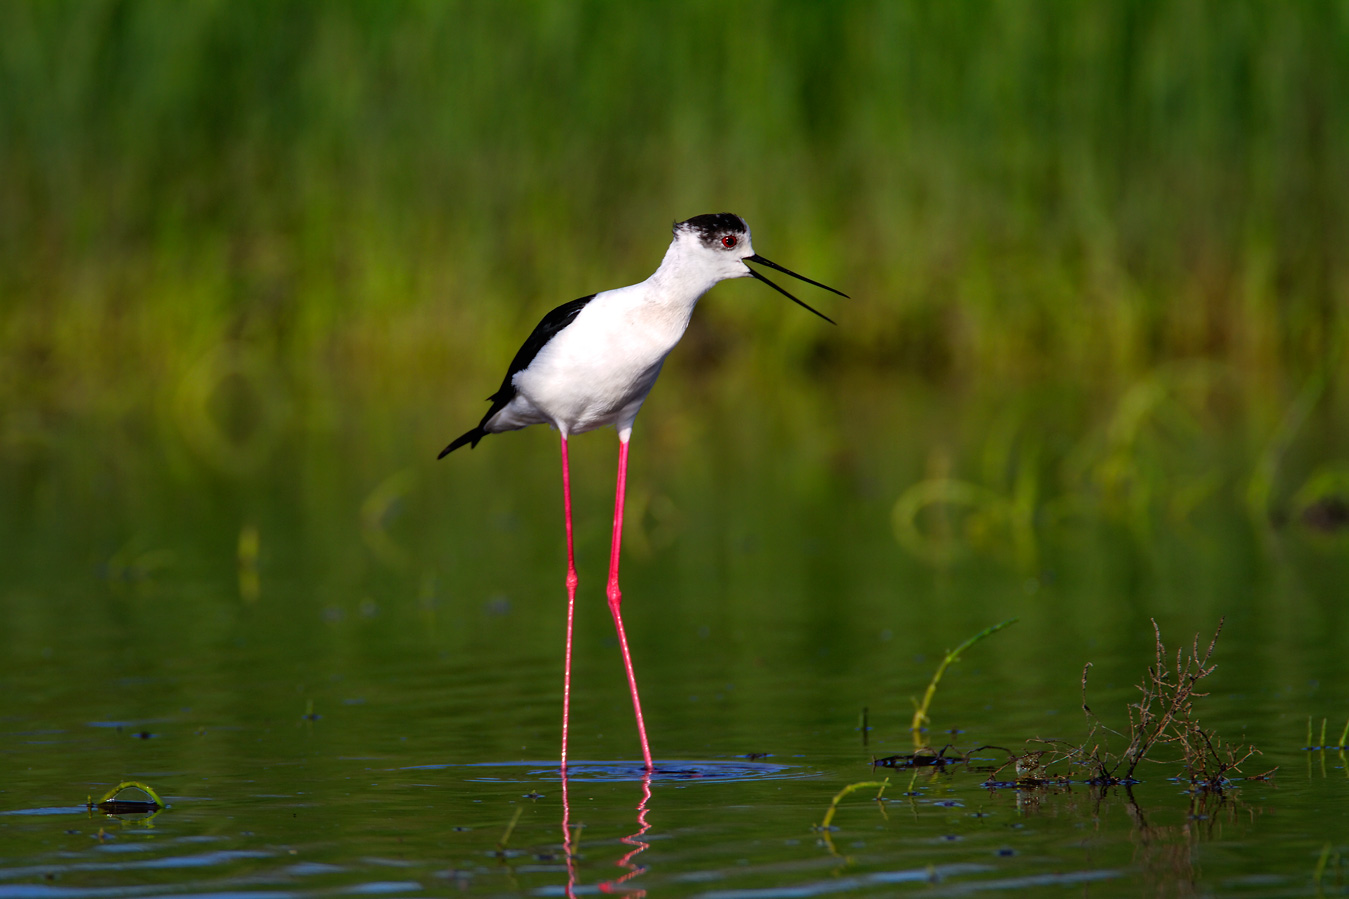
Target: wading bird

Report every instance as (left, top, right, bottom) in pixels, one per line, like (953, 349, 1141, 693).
(439, 213, 846, 770)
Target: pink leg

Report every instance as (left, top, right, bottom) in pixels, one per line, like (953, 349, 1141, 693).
(560, 435, 579, 771)
(607, 436, 654, 770)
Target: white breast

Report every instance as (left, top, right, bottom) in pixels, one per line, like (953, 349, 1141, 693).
(511, 285, 694, 436)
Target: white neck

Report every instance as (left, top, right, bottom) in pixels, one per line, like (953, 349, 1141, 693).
(640, 239, 730, 320)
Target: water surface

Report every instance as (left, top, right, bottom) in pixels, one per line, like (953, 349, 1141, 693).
(2, 377, 1347, 897)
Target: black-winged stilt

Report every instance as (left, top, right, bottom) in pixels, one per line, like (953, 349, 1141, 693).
(439, 213, 847, 770)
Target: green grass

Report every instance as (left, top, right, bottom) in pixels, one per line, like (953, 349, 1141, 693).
(1, 0, 1346, 530)
(909, 618, 1017, 744)
(2, 2, 1345, 380)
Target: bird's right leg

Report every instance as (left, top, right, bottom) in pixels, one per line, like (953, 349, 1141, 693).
(560, 434, 579, 771)
(606, 434, 654, 770)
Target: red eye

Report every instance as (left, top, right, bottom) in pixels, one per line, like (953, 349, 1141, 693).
(721, 234, 738, 249)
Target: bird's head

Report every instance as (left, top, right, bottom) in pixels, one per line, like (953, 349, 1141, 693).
(671, 213, 846, 323)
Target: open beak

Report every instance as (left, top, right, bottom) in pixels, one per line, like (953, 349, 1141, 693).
(744, 254, 847, 325)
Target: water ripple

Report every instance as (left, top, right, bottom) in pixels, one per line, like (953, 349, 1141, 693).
(415, 759, 816, 784)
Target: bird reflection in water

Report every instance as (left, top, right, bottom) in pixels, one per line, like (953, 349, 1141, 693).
(561, 768, 653, 898)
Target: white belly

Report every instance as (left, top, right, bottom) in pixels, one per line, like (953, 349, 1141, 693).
(498, 289, 689, 436)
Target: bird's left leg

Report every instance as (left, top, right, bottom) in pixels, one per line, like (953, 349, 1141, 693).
(607, 431, 653, 769)
(560, 434, 578, 771)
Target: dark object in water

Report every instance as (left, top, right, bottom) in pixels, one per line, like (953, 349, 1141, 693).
(873, 744, 995, 771)
(1303, 496, 1349, 533)
(89, 781, 166, 817)
(97, 799, 161, 815)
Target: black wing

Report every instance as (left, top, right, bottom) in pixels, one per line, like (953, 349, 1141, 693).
(438, 294, 596, 458)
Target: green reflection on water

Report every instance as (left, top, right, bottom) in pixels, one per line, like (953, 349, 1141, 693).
(1, 371, 1347, 896)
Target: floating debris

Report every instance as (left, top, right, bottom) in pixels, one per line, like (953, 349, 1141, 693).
(91, 781, 165, 816)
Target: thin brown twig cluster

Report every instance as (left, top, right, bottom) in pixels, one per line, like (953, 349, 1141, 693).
(970, 617, 1271, 789)
(874, 618, 1271, 793)
(1068, 617, 1265, 787)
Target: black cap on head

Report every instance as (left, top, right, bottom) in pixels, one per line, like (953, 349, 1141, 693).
(674, 213, 747, 248)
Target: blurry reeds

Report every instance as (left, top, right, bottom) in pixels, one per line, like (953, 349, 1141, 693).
(1, 0, 1345, 423)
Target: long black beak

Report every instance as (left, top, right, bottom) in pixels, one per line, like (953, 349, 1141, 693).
(745, 254, 847, 325)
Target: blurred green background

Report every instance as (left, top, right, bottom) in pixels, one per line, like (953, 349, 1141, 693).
(4, 0, 1346, 394)
(1, 0, 1346, 582)
(0, 8, 1346, 889)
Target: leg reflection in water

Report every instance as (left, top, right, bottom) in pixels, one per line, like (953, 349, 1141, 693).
(560, 768, 652, 898)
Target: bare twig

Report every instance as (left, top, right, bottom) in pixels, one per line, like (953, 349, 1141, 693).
(1021, 617, 1262, 789)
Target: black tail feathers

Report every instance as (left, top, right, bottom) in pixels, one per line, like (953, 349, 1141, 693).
(437, 427, 487, 459)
